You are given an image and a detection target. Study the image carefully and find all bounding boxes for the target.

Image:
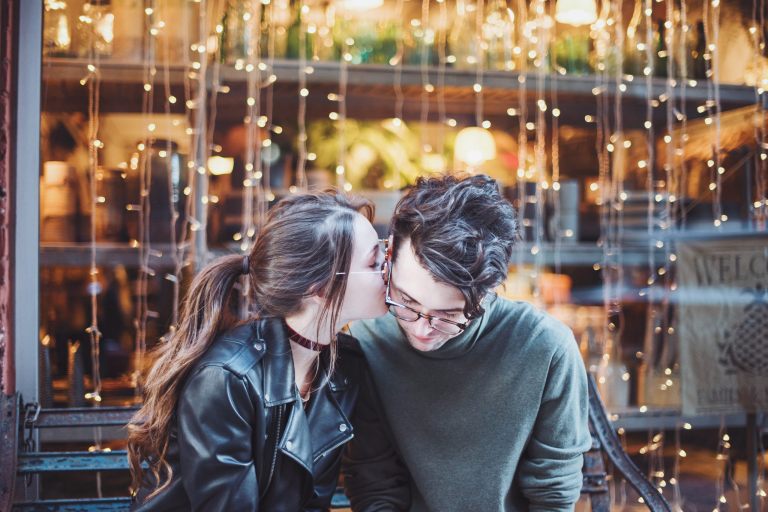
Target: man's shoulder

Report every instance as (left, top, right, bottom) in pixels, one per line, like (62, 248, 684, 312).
(348, 315, 399, 348)
(487, 297, 576, 354)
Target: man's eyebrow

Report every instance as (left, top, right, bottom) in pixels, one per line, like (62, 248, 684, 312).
(398, 287, 464, 315)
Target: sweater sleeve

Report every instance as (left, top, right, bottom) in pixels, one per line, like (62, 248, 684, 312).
(517, 335, 592, 511)
(342, 365, 411, 512)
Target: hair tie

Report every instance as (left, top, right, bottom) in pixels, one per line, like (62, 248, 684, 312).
(242, 255, 250, 275)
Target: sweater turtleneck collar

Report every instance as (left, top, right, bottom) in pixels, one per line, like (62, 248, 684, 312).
(396, 299, 494, 360)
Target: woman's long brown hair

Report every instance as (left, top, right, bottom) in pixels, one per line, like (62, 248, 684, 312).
(127, 191, 373, 498)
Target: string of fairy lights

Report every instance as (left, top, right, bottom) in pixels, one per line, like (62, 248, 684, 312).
(513, 0, 527, 273)
(81, 0, 105, 496)
(296, 0, 310, 190)
(41, 0, 768, 504)
(751, 0, 767, 230)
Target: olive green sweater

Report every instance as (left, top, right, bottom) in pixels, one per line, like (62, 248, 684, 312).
(344, 297, 592, 512)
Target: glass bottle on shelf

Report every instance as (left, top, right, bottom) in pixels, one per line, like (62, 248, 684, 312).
(670, 9, 695, 80)
(653, 18, 667, 78)
(691, 21, 708, 80)
(263, 0, 292, 59)
(43, 0, 72, 57)
(483, 0, 516, 71)
(112, 0, 143, 62)
(75, 0, 115, 58)
(521, 0, 552, 73)
(553, 23, 592, 76)
(219, 0, 252, 65)
(448, 0, 480, 70)
(405, 16, 438, 66)
(623, 0, 648, 77)
(589, 0, 620, 75)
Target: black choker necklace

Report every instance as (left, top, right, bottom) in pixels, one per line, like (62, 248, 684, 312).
(284, 322, 329, 352)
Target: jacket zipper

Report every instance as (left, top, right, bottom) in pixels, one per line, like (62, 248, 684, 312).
(265, 404, 284, 492)
(313, 432, 354, 463)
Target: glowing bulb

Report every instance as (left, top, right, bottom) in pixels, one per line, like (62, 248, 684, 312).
(554, 0, 598, 25)
(454, 127, 497, 167)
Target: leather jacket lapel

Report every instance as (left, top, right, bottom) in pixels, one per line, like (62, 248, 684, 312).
(258, 318, 296, 406)
(278, 400, 314, 472)
(256, 317, 354, 472)
(306, 373, 354, 463)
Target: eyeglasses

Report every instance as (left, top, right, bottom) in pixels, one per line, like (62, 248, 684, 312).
(335, 239, 389, 276)
(384, 259, 468, 335)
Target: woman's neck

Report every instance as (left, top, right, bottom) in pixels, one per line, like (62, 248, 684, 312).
(284, 310, 332, 398)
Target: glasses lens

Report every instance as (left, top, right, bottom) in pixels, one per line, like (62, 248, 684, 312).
(431, 318, 463, 335)
(388, 304, 419, 321)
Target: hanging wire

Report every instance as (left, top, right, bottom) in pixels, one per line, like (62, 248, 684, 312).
(296, 0, 309, 191)
(81, 0, 108, 497)
(531, 0, 545, 304)
(595, 0, 612, 341)
(608, 0, 626, 391)
(239, 0, 265, 315)
(643, 0, 655, 292)
(336, 7, 350, 191)
(436, 0, 448, 157)
(751, 0, 767, 230)
(474, 0, 485, 130)
(702, 0, 723, 228)
(713, 417, 732, 510)
(514, 0, 528, 270)
(84, 1, 103, 411)
(549, 0, 562, 280)
(331, 9, 355, 191)
(132, 2, 154, 395)
(419, 0, 431, 158)
(263, 0, 278, 204)
(671, 422, 685, 510)
(678, 0, 690, 234)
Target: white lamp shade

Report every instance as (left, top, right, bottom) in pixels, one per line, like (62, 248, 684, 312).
(555, 0, 598, 26)
(454, 127, 497, 167)
(342, 0, 384, 11)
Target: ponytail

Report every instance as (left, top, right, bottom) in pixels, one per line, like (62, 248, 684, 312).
(128, 254, 245, 497)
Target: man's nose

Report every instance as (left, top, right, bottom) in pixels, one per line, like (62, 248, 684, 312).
(412, 315, 435, 336)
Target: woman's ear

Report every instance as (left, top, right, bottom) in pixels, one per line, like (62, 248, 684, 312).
(306, 284, 326, 304)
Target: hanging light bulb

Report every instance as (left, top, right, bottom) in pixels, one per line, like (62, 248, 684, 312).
(207, 156, 234, 176)
(454, 127, 497, 168)
(554, 0, 598, 26)
(341, 0, 384, 11)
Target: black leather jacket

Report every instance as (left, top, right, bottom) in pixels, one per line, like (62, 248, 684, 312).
(132, 317, 363, 511)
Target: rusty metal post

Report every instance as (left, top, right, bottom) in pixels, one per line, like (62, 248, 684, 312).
(0, 0, 17, 401)
(0, 1, 19, 510)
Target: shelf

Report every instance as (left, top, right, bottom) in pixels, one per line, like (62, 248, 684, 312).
(39, 242, 185, 268)
(40, 241, 665, 268)
(609, 406, 749, 432)
(42, 58, 759, 128)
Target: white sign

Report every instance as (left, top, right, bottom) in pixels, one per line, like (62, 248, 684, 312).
(678, 238, 768, 415)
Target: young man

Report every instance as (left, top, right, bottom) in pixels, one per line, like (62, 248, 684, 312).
(343, 174, 592, 511)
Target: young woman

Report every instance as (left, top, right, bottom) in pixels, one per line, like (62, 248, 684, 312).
(128, 191, 387, 511)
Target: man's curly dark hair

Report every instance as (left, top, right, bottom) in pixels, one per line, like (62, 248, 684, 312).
(389, 173, 518, 320)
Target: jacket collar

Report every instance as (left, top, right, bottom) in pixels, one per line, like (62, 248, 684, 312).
(257, 317, 296, 406)
(253, 318, 354, 470)
(278, 378, 353, 472)
(256, 317, 351, 405)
